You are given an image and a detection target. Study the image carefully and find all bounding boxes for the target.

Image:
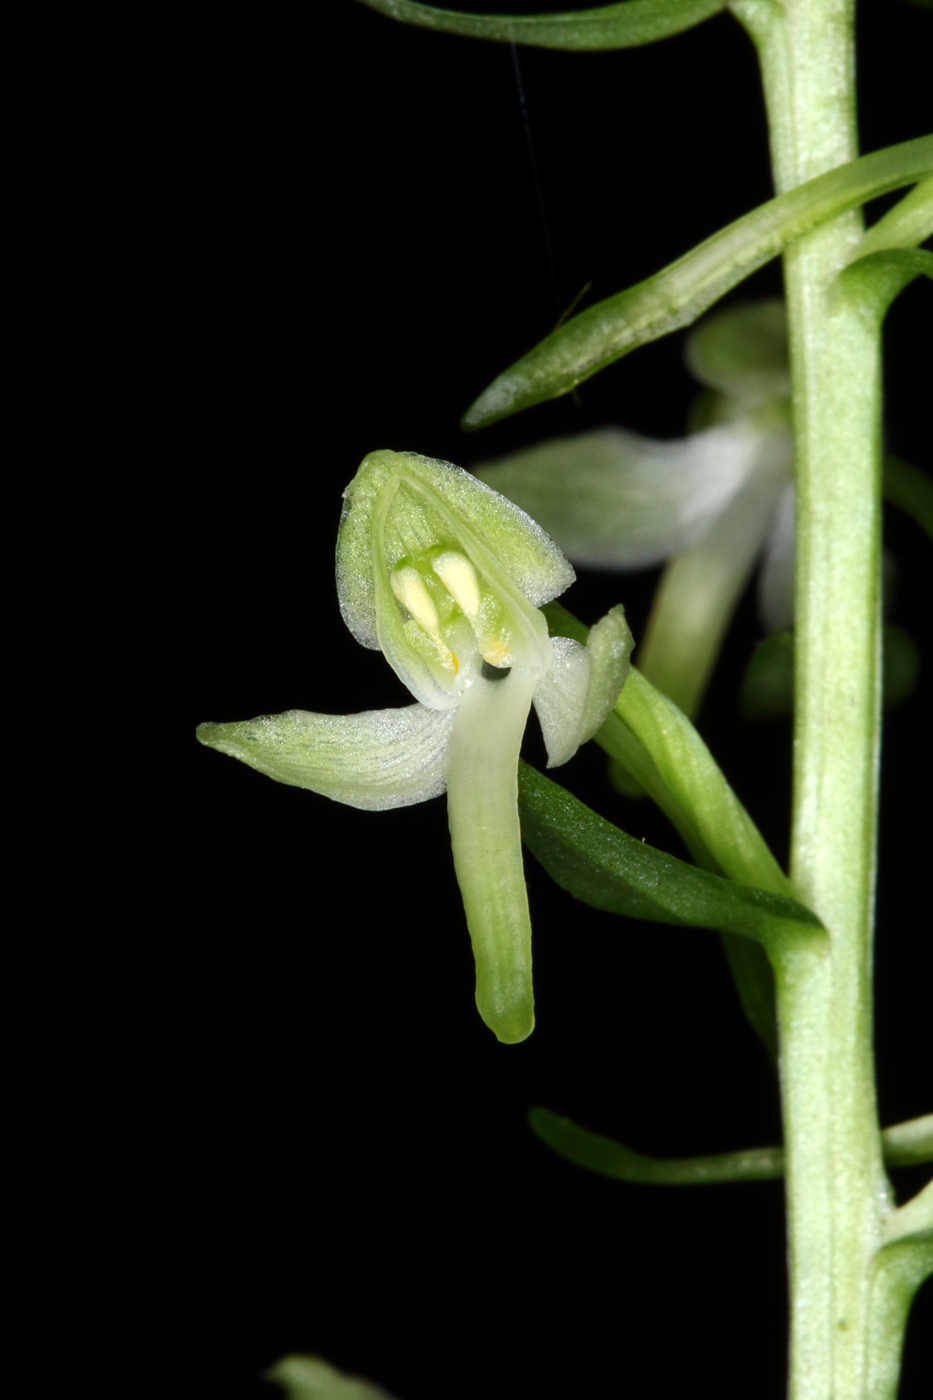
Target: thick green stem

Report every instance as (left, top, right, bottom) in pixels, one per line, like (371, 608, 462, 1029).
(733, 0, 901, 1394)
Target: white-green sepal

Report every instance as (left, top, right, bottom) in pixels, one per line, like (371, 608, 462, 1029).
(196, 705, 455, 811)
(474, 422, 768, 569)
(337, 450, 572, 709)
(578, 604, 634, 740)
(337, 448, 574, 634)
(533, 636, 591, 768)
(534, 605, 633, 767)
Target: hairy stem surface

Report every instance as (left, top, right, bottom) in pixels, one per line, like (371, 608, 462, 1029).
(734, 0, 900, 1393)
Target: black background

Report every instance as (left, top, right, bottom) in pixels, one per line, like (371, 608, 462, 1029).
(56, 2, 930, 1396)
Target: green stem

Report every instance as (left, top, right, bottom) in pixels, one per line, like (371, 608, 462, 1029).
(734, 1, 901, 1394)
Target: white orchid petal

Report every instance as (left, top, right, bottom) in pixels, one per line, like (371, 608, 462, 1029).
(533, 605, 633, 768)
(446, 664, 539, 1044)
(533, 636, 592, 769)
(757, 482, 796, 630)
(638, 456, 790, 718)
(474, 422, 767, 569)
(196, 704, 455, 811)
(578, 604, 634, 743)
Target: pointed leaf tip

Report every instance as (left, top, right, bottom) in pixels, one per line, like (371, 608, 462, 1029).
(462, 139, 933, 427)
(517, 760, 822, 944)
(267, 1354, 398, 1400)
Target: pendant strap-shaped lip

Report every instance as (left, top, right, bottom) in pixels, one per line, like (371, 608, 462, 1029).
(446, 662, 539, 1044)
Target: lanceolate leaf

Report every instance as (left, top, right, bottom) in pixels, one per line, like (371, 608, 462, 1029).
(882, 1179, 933, 1246)
(528, 1110, 933, 1185)
(850, 175, 933, 259)
(882, 1113, 933, 1168)
(463, 137, 933, 428)
(528, 1107, 784, 1182)
(611, 667, 794, 898)
(517, 761, 822, 944)
(356, 0, 728, 50)
(542, 602, 786, 1061)
(837, 247, 933, 324)
(866, 1233, 933, 1399)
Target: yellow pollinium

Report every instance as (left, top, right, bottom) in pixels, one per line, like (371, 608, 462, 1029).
(431, 551, 514, 669)
(390, 549, 515, 679)
(391, 565, 459, 676)
(390, 565, 440, 635)
(431, 551, 482, 620)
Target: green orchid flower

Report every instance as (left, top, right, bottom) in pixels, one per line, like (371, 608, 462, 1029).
(474, 299, 796, 720)
(198, 450, 632, 1043)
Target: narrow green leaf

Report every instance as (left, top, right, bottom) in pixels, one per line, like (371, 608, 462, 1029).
(529, 1107, 785, 1183)
(837, 247, 933, 325)
(866, 1233, 933, 1400)
(517, 760, 822, 944)
(529, 1111, 933, 1186)
(612, 667, 794, 897)
(267, 1355, 397, 1400)
(355, 0, 728, 50)
(882, 1178, 933, 1245)
(882, 1113, 933, 1168)
(850, 175, 933, 259)
(606, 663, 809, 1055)
(543, 603, 783, 1060)
(884, 455, 933, 540)
(462, 137, 933, 428)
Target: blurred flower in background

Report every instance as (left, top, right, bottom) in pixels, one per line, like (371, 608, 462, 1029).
(474, 299, 921, 732)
